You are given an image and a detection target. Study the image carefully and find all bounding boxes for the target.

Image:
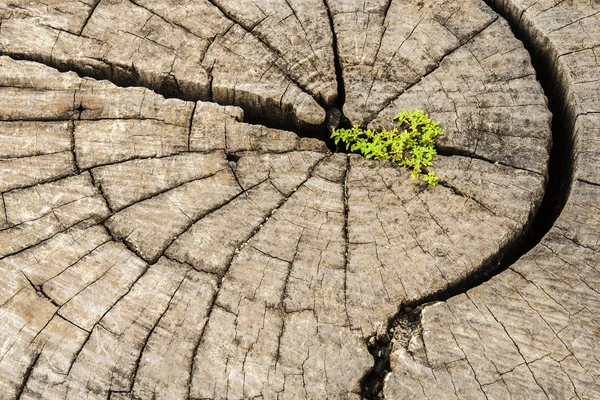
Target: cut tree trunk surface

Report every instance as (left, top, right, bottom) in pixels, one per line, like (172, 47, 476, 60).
(0, 0, 597, 399)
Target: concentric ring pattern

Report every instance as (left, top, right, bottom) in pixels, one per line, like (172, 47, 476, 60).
(0, 0, 597, 399)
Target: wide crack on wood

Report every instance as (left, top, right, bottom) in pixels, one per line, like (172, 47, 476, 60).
(322, 0, 346, 112)
(355, 0, 580, 397)
(0, 0, 328, 129)
(360, 304, 423, 399)
(0, 1, 579, 397)
(481, 0, 576, 251)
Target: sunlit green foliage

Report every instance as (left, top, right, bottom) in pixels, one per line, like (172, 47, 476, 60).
(331, 109, 443, 185)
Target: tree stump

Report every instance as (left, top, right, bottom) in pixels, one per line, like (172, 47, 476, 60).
(0, 0, 598, 399)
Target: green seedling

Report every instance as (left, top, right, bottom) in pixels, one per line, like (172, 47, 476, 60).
(331, 109, 443, 185)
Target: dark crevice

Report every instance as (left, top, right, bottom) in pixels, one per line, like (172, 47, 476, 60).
(482, 0, 576, 248)
(68, 120, 80, 175)
(15, 352, 41, 399)
(0, 2, 581, 398)
(436, 146, 544, 176)
(1, 193, 8, 226)
(225, 153, 240, 163)
(360, 335, 391, 399)
(360, 305, 423, 399)
(2, 50, 186, 100)
(78, 0, 101, 35)
(0, 50, 320, 135)
(243, 107, 345, 153)
(358, 1, 578, 398)
(56, 313, 91, 334)
(187, 102, 197, 151)
(22, 271, 60, 307)
(322, 0, 353, 152)
(101, 221, 146, 263)
(323, 1, 345, 112)
(0, 150, 70, 163)
(578, 178, 600, 187)
(383, 0, 394, 22)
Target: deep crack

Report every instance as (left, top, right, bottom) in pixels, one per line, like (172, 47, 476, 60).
(0, 1, 580, 397)
(357, 1, 578, 397)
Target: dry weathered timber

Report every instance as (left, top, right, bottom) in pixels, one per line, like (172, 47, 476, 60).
(0, 0, 597, 398)
(344, 152, 546, 337)
(0, 0, 326, 127)
(0, 45, 552, 398)
(325, 0, 498, 126)
(208, 0, 338, 106)
(383, 0, 600, 398)
(384, 181, 600, 400)
(188, 167, 371, 399)
(370, 19, 551, 174)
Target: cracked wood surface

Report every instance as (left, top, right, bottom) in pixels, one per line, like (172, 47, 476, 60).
(0, 0, 597, 399)
(384, 0, 600, 398)
(208, 0, 338, 106)
(0, 0, 326, 127)
(326, 0, 499, 126)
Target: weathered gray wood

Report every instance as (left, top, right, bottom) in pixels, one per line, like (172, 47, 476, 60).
(0, 52, 551, 397)
(385, 182, 600, 400)
(370, 18, 552, 174)
(210, 0, 337, 106)
(1, 0, 597, 398)
(326, 0, 497, 126)
(384, 0, 600, 398)
(0, 0, 326, 127)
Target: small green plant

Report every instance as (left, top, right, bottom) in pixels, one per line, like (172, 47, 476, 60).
(331, 109, 443, 185)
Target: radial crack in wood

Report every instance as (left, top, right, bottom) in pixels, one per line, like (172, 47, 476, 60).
(0, 0, 597, 398)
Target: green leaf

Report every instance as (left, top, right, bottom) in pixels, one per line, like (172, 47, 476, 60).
(331, 109, 443, 186)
